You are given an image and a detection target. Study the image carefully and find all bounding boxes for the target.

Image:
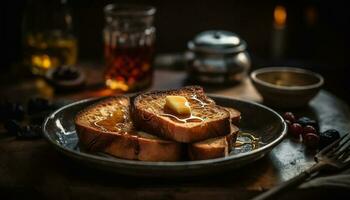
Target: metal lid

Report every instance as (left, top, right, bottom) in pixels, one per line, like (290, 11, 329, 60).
(188, 30, 247, 54)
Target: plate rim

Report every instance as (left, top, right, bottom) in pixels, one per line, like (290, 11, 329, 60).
(42, 94, 287, 167)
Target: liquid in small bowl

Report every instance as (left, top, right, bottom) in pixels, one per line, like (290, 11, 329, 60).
(250, 67, 324, 108)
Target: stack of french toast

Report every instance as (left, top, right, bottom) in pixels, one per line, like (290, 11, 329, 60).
(74, 86, 241, 161)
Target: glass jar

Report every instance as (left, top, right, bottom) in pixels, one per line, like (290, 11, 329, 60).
(22, 0, 78, 76)
(103, 4, 156, 92)
(187, 30, 251, 85)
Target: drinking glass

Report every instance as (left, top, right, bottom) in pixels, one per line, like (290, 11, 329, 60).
(22, 0, 77, 75)
(103, 4, 156, 92)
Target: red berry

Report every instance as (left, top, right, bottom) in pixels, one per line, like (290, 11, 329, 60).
(283, 112, 296, 123)
(303, 125, 317, 136)
(289, 123, 303, 137)
(304, 133, 320, 148)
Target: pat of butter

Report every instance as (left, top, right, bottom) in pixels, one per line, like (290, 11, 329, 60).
(165, 96, 191, 115)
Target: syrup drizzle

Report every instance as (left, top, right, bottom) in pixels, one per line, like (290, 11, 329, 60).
(93, 121, 124, 132)
(190, 94, 209, 107)
(92, 109, 129, 132)
(234, 132, 260, 150)
(160, 113, 204, 123)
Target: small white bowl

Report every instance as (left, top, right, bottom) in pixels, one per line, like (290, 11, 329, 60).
(250, 67, 324, 108)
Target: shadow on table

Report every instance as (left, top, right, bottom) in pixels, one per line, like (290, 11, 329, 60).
(61, 153, 272, 186)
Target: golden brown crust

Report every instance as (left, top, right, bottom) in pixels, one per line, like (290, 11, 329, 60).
(74, 87, 242, 161)
(132, 86, 232, 143)
(74, 96, 182, 161)
(188, 125, 239, 160)
(223, 107, 241, 125)
(138, 138, 183, 161)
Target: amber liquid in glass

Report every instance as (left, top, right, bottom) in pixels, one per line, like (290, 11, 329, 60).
(24, 31, 77, 75)
(104, 44, 154, 92)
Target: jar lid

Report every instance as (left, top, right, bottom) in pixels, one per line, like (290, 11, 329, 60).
(188, 30, 247, 54)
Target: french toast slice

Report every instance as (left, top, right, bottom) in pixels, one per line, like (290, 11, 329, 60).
(74, 96, 183, 161)
(132, 86, 232, 143)
(189, 125, 239, 160)
(223, 107, 241, 125)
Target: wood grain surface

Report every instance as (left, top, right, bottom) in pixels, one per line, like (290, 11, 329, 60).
(1, 65, 349, 200)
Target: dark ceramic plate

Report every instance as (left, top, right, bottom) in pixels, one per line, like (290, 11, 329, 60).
(43, 95, 287, 177)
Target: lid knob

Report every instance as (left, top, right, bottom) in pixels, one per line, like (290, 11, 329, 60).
(188, 30, 247, 54)
(213, 31, 221, 39)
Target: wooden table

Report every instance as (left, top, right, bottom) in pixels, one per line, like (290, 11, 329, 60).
(1, 66, 350, 200)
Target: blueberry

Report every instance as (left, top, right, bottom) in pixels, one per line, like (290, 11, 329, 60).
(297, 117, 319, 130)
(4, 120, 22, 135)
(319, 129, 340, 149)
(27, 98, 51, 114)
(17, 125, 41, 139)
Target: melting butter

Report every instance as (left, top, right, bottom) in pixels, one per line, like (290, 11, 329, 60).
(165, 95, 191, 115)
(162, 95, 205, 123)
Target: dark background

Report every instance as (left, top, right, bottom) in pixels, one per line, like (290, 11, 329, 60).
(1, 0, 349, 102)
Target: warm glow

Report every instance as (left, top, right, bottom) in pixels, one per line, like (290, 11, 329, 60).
(31, 54, 52, 69)
(42, 55, 51, 68)
(305, 6, 317, 25)
(274, 5, 287, 28)
(106, 79, 129, 91)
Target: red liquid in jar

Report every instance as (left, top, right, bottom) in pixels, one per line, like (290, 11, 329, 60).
(104, 44, 154, 92)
